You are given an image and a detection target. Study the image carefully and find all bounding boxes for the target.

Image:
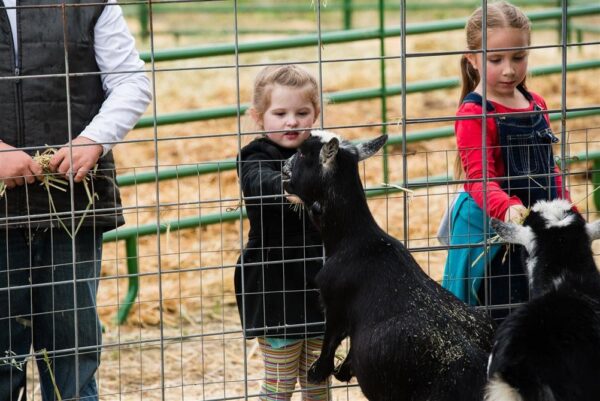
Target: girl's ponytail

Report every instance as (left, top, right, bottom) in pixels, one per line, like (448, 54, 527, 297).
(455, 55, 480, 179)
(459, 55, 479, 105)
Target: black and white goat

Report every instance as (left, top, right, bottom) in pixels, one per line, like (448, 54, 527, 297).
(282, 131, 495, 401)
(487, 199, 600, 401)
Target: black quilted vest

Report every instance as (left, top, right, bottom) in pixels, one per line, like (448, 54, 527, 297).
(0, 0, 125, 230)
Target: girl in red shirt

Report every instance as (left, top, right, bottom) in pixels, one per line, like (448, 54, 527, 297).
(442, 1, 570, 323)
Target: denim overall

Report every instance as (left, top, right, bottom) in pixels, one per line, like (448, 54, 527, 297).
(443, 86, 559, 322)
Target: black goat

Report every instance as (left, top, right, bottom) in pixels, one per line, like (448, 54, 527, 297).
(487, 199, 600, 401)
(282, 131, 495, 401)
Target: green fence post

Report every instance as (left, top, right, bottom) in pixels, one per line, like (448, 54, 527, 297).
(378, 0, 389, 184)
(139, 3, 149, 41)
(343, 0, 353, 30)
(593, 160, 600, 212)
(116, 237, 140, 325)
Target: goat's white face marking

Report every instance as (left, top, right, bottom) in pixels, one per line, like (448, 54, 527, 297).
(531, 199, 574, 229)
(319, 137, 339, 174)
(485, 374, 524, 401)
(311, 129, 341, 144)
(587, 220, 600, 241)
(501, 224, 536, 252)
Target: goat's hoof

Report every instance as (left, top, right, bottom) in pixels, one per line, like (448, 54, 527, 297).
(307, 360, 332, 384)
(333, 364, 353, 382)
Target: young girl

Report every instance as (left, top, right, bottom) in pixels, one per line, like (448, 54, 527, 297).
(442, 1, 571, 322)
(235, 65, 329, 400)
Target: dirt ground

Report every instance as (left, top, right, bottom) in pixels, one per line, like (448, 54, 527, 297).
(23, 3, 600, 400)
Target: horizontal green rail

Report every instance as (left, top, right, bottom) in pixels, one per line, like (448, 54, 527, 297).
(116, 161, 237, 187)
(135, 59, 600, 129)
(138, 5, 600, 62)
(121, 108, 600, 188)
(573, 23, 600, 33)
(106, 146, 600, 324)
(125, 0, 576, 15)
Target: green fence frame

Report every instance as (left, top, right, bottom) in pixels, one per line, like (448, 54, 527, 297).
(128, 0, 597, 36)
(136, 5, 600, 63)
(106, 4, 600, 324)
(134, 59, 600, 129)
(106, 109, 600, 324)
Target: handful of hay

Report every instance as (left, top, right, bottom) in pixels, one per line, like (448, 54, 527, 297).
(471, 208, 531, 268)
(0, 148, 98, 238)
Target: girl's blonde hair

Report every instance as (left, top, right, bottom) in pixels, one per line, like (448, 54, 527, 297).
(454, 1, 531, 178)
(250, 64, 320, 127)
(459, 1, 531, 104)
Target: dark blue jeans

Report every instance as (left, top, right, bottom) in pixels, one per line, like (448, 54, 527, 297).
(0, 227, 102, 401)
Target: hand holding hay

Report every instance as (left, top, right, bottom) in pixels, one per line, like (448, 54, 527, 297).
(0, 141, 43, 188)
(504, 204, 529, 224)
(471, 206, 531, 268)
(49, 136, 103, 183)
(285, 191, 303, 205)
(33, 147, 100, 239)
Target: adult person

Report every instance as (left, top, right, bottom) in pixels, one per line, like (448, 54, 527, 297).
(0, 0, 151, 398)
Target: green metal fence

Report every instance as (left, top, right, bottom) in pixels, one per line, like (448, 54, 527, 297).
(105, 4, 600, 324)
(136, 4, 600, 63)
(134, 59, 600, 128)
(106, 107, 600, 324)
(127, 0, 598, 36)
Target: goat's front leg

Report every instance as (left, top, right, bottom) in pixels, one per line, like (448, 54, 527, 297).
(333, 347, 353, 382)
(307, 307, 346, 384)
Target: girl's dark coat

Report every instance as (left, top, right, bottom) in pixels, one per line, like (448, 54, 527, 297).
(235, 138, 325, 339)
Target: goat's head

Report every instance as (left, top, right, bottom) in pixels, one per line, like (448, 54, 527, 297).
(491, 199, 600, 293)
(282, 130, 387, 216)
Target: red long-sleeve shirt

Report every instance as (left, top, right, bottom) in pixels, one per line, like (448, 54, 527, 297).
(456, 92, 569, 221)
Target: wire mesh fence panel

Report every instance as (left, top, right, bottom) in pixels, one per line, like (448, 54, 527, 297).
(0, 0, 598, 400)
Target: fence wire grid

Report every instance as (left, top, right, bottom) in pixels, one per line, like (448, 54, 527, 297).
(0, 0, 599, 400)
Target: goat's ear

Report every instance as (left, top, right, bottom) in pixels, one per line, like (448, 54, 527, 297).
(356, 134, 388, 161)
(491, 218, 533, 246)
(586, 220, 600, 241)
(320, 137, 339, 166)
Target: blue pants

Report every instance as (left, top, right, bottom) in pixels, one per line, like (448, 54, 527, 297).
(0, 227, 102, 401)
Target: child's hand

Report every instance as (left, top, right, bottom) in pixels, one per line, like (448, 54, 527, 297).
(285, 191, 303, 205)
(504, 204, 528, 224)
(49, 136, 103, 183)
(0, 142, 43, 188)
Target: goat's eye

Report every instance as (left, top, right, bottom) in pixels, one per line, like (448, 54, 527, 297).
(298, 153, 304, 158)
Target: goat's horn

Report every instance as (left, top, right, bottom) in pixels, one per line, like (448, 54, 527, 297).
(356, 135, 388, 161)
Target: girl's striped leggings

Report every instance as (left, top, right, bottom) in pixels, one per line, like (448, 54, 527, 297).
(258, 337, 330, 401)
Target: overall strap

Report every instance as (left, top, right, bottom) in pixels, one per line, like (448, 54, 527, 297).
(461, 84, 533, 111)
(461, 92, 495, 112)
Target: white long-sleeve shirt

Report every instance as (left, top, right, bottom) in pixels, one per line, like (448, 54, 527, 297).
(3, 0, 152, 156)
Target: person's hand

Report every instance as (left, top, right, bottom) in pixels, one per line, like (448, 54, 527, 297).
(285, 191, 303, 205)
(49, 136, 103, 183)
(504, 204, 528, 224)
(0, 142, 43, 188)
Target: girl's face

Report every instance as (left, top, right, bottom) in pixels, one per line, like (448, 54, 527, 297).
(258, 84, 318, 149)
(466, 27, 530, 102)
